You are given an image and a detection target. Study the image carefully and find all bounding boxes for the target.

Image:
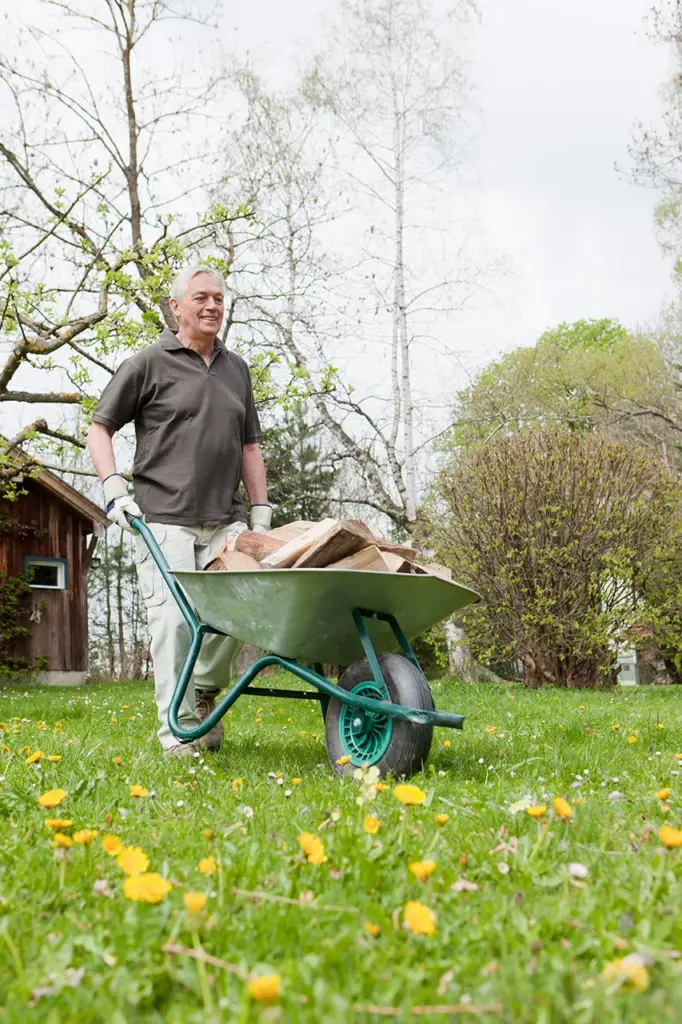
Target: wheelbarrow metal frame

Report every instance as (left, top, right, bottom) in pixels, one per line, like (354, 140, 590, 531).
(131, 518, 465, 743)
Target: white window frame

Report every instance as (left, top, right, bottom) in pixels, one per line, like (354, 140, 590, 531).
(25, 557, 68, 591)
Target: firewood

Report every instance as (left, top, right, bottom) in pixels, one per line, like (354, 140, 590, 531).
(411, 561, 453, 581)
(375, 541, 419, 560)
(293, 520, 373, 568)
(268, 520, 316, 542)
(327, 545, 400, 572)
(233, 530, 284, 561)
(260, 518, 339, 568)
(205, 551, 260, 572)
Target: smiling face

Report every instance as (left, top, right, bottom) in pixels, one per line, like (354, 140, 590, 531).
(170, 272, 224, 342)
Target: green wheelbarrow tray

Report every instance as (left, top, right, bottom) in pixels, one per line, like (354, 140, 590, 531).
(130, 518, 480, 755)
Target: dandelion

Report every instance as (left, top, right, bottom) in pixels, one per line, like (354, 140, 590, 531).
(38, 789, 66, 809)
(37, 721, 47, 731)
(611, 724, 621, 731)
(568, 862, 588, 879)
(44, 818, 72, 830)
(364, 922, 381, 937)
(203, 828, 214, 839)
(123, 873, 172, 904)
(52, 833, 73, 848)
(248, 974, 281, 1005)
(659, 825, 682, 849)
(198, 856, 217, 875)
(434, 814, 449, 825)
(394, 784, 426, 806)
(47, 755, 61, 762)
(442, 739, 452, 748)
(656, 788, 670, 800)
(657, 723, 665, 729)
(101, 835, 122, 856)
(363, 815, 380, 835)
(553, 797, 573, 820)
(627, 735, 637, 745)
(497, 862, 510, 875)
(183, 891, 207, 914)
(676, 753, 682, 761)
(375, 783, 389, 792)
(73, 829, 97, 845)
(232, 778, 244, 792)
(26, 751, 43, 763)
(116, 846, 149, 876)
(409, 861, 437, 881)
(527, 805, 547, 818)
(403, 900, 436, 937)
(129, 784, 148, 798)
(298, 832, 327, 864)
(601, 954, 649, 992)
(336, 755, 351, 765)
(485, 726, 496, 734)
(292, 778, 301, 786)
(112, 757, 123, 766)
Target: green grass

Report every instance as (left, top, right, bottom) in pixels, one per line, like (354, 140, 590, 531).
(1, 679, 682, 1022)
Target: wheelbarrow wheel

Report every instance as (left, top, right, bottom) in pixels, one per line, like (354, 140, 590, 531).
(326, 653, 434, 779)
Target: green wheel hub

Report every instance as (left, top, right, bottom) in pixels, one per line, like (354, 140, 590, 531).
(338, 679, 393, 767)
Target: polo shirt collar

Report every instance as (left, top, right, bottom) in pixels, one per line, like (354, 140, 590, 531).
(159, 328, 225, 354)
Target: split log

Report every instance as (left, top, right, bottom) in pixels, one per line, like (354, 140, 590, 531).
(293, 520, 372, 568)
(411, 561, 453, 580)
(327, 545, 402, 572)
(234, 530, 284, 561)
(205, 551, 260, 572)
(260, 518, 339, 568)
(268, 520, 316, 542)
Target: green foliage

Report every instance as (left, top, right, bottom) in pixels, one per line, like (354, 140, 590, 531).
(423, 429, 680, 689)
(259, 410, 337, 525)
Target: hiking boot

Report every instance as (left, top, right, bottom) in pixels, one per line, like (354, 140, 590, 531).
(195, 688, 224, 751)
(163, 741, 201, 758)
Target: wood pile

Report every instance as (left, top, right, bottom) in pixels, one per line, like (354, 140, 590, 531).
(205, 518, 452, 579)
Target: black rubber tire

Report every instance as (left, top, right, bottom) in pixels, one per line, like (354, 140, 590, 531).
(325, 653, 435, 779)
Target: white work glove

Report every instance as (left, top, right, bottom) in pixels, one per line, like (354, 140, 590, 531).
(103, 474, 142, 533)
(250, 504, 273, 535)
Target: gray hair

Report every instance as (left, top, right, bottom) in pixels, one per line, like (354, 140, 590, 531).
(170, 265, 226, 302)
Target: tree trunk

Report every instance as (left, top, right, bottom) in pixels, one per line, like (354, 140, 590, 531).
(443, 619, 473, 679)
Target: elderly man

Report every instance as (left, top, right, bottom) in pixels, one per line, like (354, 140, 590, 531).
(87, 266, 271, 756)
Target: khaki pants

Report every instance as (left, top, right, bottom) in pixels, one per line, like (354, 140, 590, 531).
(134, 522, 242, 749)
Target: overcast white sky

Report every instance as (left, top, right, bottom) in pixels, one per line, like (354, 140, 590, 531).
(227, 0, 673, 376)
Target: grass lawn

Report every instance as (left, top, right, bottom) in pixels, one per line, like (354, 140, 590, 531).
(1, 678, 682, 1022)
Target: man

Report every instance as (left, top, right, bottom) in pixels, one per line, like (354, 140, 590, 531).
(87, 266, 271, 756)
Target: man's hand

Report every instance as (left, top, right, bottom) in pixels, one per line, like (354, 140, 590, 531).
(103, 474, 142, 533)
(250, 504, 273, 535)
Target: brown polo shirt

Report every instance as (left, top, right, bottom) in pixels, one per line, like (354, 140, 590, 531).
(92, 329, 262, 526)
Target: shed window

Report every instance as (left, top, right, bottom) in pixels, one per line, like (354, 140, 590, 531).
(25, 557, 68, 590)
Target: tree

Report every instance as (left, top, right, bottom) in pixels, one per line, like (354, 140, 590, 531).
(422, 429, 679, 689)
(0, 0, 252, 481)
(259, 410, 338, 526)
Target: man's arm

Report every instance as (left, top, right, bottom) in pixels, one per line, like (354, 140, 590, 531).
(87, 421, 117, 480)
(87, 421, 141, 531)
(241, 443, 268, 505)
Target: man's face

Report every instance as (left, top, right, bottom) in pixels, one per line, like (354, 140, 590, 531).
(171, 272, 224, 339)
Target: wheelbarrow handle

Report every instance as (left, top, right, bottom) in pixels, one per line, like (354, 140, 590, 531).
(125, 515, 201, 634)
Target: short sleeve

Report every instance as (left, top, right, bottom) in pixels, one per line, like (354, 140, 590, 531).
(244, 366, 262, 445)
(92, 359, 144, 431)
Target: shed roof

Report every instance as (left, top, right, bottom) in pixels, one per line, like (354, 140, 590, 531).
(34, 467, 109, 532)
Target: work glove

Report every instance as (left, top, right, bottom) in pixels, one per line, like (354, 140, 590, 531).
(250, 504, 273, 535)
(103, 474, 142, 533)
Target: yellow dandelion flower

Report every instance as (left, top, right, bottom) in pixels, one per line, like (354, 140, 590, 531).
(52, 833, 73, 848)
(553, 797, 573, 820)
(232, 778, 244, 792)
(248, 974, 281, 1005)
(116, 846, 149, 876)
(54, 722, 63, 733)
(363, 815, 380, 835)
(1, 744, 10, 753)
(203, 828, 213, 839)
(676, 753, 682, 761)
(656, 788, 670, 800)
(198, 856, 217, 875)
(409, 860, 437, 881)
(37, 721, 47, 730)
(364, 922, 381, 937)
(403, 900, 436, 936)
(657, 723, 665, 729)
(129, 716, 136, 721)
(47, 755, 61, 762)
(292, 778, 301, 786)
(183, 891, 207, 914)
(20, 746, 32, 755)
(73, 829, 97, 845)
(527, 805, 547, 818)
(45, 818, 72, 830)
(442, 739, 452, 748)
(297, 832, 327, 864)
(375, 783, 389, 792)
(602, 955, 649, 992)
(394, 784, 426, 806)
(611, 723, 621, 731)
(0, 723, 5, 730)
(336, 755, 351, 765)
(659, 825, 682, 849)
(627, 735, 637, 745)
(101, 835, 122, 856)
(110, 716, 117, 723)
(37, 789, 66, 809)
(112, 756, 123, 766)
(129, 784, 148, 798)
(120, 705, 128, 710)
(434, 813, 449, 825)
(26, 750, 43, 763)
(123, 873, 172, 904)
(485, 725, 496, 734)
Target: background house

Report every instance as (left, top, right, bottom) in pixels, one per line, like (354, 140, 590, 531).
(0, 465, 108, 684)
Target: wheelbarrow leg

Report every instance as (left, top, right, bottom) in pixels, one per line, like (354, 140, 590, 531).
(312, 663, 329, 722)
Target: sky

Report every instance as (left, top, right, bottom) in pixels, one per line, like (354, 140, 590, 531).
(225, 0, 674, 377)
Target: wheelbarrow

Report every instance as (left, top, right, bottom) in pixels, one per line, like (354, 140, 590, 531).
(131, 518, 479, 778)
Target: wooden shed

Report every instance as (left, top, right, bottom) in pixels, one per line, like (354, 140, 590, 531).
(0, 465, 108, 684)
